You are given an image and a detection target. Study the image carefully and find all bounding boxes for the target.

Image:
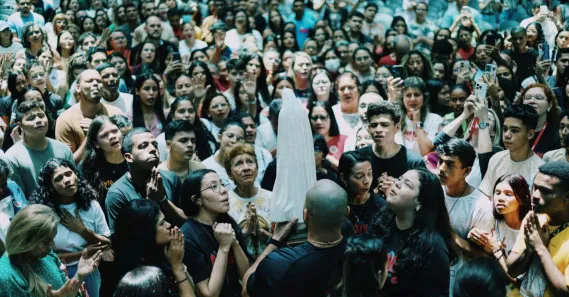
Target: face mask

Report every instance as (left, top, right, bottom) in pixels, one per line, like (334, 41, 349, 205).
(325, 58, 341, 73)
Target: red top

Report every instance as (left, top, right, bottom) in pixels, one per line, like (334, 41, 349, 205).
(378, 54, 397, 66)
(328, 134, 348, 161)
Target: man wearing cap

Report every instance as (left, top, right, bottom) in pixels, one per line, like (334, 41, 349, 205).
(0, 21, 23, 54)
(7, 0, 45, 40)
(210, 21, 232, 63)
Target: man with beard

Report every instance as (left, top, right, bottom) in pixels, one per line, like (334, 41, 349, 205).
(504, 27, 539, 85)
(106, 127, 187, 232)
(129, 16, 175, 71)
(55, 69, 124, 162)
(7, 0, 45, 40)
(97, 63, 133, 114)
(346, 12, 372, 47)
(132, 3, 176, 47)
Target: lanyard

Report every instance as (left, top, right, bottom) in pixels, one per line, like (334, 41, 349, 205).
(531, 122, 548, 151)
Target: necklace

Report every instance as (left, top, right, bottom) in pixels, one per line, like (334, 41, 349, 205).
(447, 185, 471, 216)
(308, 236, 344, 248)
(351, 193, 370, 224)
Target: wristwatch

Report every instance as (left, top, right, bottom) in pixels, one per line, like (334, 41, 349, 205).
(416, 122, 424, 129)
(478, 121, 489, 129)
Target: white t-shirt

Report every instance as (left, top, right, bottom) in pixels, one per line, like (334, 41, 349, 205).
(101, 92, 133, 115)
(0, 41, 23, 54)
(397, 112, 443, 155)
(179, 39, 208, 57)
(201, 118, 221, 141)
(224, 29, 264, 52)
(203, 152, 236, 191)
(53, 200, 110, 266)
(332, 103, 362, 138)
(446, 188, 494, 292)
(494, 219, 520, 254)
(479, 150, 544, 197)
(0, 212, 9, 244)
(255, 122, 277, 151)
(228, 188, 273, 226)
(543, 148, 567, 163)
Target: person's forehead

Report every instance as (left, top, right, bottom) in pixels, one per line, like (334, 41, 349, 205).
(133, 132, 156, 144)
(535, 172, 560, 188)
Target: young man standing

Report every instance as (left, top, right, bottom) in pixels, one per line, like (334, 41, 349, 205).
(504, 27, 539, 85)
(436, 138, 494, 290)
(158, 120, 205, 182)
(97, 63, 133, 114)
(4, 101, 74, 197)
(359, 101, 425, 192)
(106, 128, 186, 232)
(479, 104, 544, 197)
(7, 0, 45, 40)
(222, 58, 245, 109)
(508, 162, 569, 297)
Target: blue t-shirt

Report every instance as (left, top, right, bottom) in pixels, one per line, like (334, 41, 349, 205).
(7, 12, 45, 39)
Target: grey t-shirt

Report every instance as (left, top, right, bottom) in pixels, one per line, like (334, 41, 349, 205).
(4, 138, 74, 197)
(105, 169, 181, 233)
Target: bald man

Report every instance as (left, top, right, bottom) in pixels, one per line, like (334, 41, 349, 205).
(55, 69, 124, 162)
(243, 179, 348, 297)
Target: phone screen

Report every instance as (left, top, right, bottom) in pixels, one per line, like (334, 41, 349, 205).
(392, 65, 405, 79)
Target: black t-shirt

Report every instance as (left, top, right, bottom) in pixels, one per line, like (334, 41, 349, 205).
(503, 49, 538, 84)
(181, 218, 249, 297)
(381, 224, 451, 297)
(246, 239, 346, 297)
(347, 194, 386, 235)
(533, 122, 560, 157)
(97, 160, 129, 190)
(358, 145, 426, 190)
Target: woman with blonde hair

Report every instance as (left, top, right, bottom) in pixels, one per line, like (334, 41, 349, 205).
(46, 13, 68, 50)
(0, 204, 102, 297)
(287, 51, 313, 104)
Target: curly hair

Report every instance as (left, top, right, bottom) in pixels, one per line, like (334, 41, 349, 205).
(29, 158, 97, 215)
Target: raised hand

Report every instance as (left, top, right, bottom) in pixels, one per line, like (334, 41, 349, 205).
(244, 203, 259, 236)
(146, 167, 165, 202)
(189, 75, 211, 100)
(164, 227, 185, 266)
(524, 211, 549, 251)
(60, 209, 87, 235)
(243, 73, 257, 101)
(76, 248, 103, 278)
(46, 278, 81, 297)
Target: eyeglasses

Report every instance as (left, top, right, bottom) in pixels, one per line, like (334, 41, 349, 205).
(310, 115, 329, 122)
(200, 183, 226, 193)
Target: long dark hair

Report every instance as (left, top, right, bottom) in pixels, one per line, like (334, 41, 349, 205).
(491, 174, 531, 221)
(113, 199, 169, 278)
(338, 151, 372, 198)
(132, 72, 167, 131)
(81, 116, 122, 202)
(371, 169, 458, 275)
(242, 54, 270, 106)
(271, 74, 296, 101)
(308, 100, 340, 137)
(55, 30, 76, 57)
(113, 266, 170, 297)
(169, 96, 218, 160)
(188, 61, 217, 98)
(109, 52, 134, 91)
(234, 80, 262, 122)
(29, 158, 97, 215)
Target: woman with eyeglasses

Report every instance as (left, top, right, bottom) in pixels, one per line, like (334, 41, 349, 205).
(309, 101, 347, 168)
(333, 72, 363, 137)
(515, 83, 560, 157)
(179, 169, 250, 297)
(308, 69, 337, 109)
(202, 121, 246, 191)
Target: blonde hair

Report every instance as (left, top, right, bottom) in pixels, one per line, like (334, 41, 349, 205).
(6, 205, 60, 297)
(288, 51, 313, 84)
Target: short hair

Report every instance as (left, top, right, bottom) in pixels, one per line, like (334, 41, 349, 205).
(349, 11, 365, 20)
(435, 138, 476, 168)
(16, 100, 45, 122)
(268, 99, 282, 118)
(510, 26, 526, 36)
(23, 60, 44, 79)
(110, 114, 132, 129)
(453, 257, 509, 297)
(167, 7, 183, 17)
(503, 104, 538, 131)
(366, 101, 402, 124)
(122, 127, 152, 155)
(364, 2, 378, 10)
(226, 58, 245, 71)
(95, 62, 116, 73)
(457, 25, 474, 35)
(538, 162, 569, 193)
(164, 120, 195, 141)
(86, 46, 107, 64)
(224, 143, 257, 175)
(313, 133, 330, 157)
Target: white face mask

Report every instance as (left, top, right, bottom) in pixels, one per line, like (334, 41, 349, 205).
(325, 58, 341, 73)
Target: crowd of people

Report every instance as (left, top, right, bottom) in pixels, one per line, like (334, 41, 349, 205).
(2, 0, 569, 296)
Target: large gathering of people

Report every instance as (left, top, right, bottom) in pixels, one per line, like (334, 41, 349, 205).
(3, 0, 569, 296)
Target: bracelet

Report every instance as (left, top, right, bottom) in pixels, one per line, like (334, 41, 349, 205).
(269, 238, 286, 248)
(174, 265, 190, 285)
(157, 196, 167, 204)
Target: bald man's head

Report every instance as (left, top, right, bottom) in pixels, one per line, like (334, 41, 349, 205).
(305, 179, 348, 231)
(393, 35, 411, 59)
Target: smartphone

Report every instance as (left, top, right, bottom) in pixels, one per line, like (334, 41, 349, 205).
(485, 64, 497, 82)
(172, 52, 181, 63)
(540, 5, 548, 15)
(486, 34, 497, 46)
(459, 61, 470, 74)
(475, 82, 488, 103)
(538, 43, 550, 61)
(392, 65, 406, 79)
